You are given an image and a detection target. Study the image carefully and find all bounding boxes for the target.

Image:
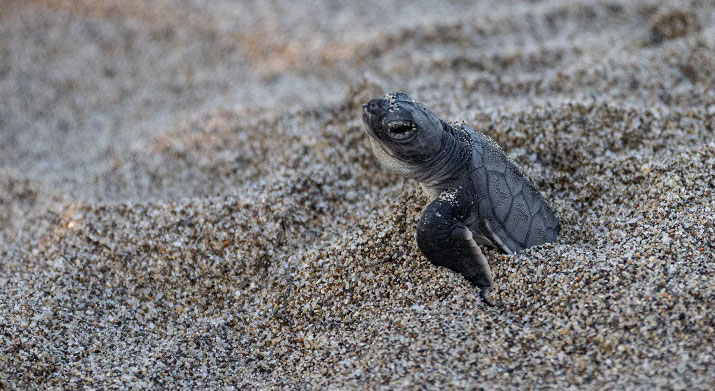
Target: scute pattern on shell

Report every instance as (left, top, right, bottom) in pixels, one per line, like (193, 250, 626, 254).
(465, 124, 560, 253)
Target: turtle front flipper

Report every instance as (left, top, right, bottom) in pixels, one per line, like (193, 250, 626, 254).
(416, 191, 496, 305)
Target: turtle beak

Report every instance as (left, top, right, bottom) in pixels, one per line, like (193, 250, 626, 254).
(365, 98, 389, 116)
(361, 107, 379, 137)
(362, 98, 386, 134)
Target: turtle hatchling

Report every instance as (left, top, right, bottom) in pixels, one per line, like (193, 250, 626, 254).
(361, 92, 560, 305)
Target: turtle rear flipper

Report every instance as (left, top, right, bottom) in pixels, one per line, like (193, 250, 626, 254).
(416, 190, 496, 305)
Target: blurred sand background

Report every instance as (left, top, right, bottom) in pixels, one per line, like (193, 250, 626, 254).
(1, 0, 714, 389)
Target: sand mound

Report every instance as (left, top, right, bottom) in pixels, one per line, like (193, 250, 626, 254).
(1, 0, 714, 389)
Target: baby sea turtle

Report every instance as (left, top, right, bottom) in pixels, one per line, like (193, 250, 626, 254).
(361, 92, 560, 305)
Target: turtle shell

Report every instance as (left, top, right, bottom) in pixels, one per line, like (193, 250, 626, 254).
(465, 125, 560, 253)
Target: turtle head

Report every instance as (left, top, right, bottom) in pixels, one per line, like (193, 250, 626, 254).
(361, 93, 444, 172)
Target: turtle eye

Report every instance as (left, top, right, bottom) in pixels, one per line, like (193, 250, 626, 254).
(386, 120, 416, 139)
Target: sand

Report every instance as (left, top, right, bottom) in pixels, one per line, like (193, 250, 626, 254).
(1, 0, 714, 389)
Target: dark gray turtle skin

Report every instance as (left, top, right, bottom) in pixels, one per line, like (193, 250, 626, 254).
(361, 92, 560, 304)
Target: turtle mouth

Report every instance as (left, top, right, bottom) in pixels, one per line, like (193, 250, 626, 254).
(361, 104, 382, 138)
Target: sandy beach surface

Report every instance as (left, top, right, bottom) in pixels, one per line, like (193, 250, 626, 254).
(1, 0, 714, 389)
